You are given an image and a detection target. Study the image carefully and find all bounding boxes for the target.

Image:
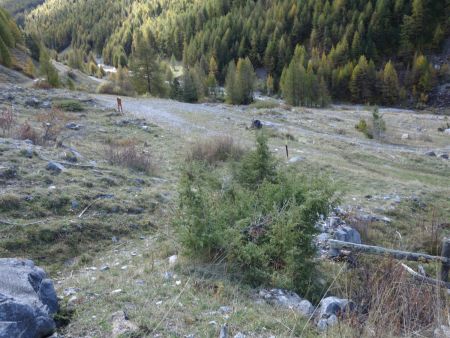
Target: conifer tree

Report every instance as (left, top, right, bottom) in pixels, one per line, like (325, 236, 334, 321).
(39, 48, 60, 87)
(382, 61, 399, 105)
(130, 32, 164, 96)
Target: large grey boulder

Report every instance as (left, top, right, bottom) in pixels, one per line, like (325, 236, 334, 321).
(0, 258, 58, 338)
(334, 226, 361, 244)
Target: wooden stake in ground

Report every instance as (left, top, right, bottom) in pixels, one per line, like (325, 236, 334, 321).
(440, 238, 450, 282)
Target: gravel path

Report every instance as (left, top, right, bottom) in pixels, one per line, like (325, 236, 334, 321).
(93, 94, 450, 155)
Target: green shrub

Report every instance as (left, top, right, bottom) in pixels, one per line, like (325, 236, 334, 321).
(355, 118, 372, 138)
(355, 107, 386, 140)
(176, 133, 335, 299)
(53, 99, 84, 112)
(236, 132, 276, 187)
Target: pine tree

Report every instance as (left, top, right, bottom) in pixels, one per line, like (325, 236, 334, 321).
(225, 58, 256, 105)
(0, 8, 15, 67)
(235, 57, 256, 104)
(350, 55, 375, 103)
(382, 61, 399, 105)
(182, 68, 198, 103)
(225, 61, 237, 104)
(39, 48, 60, 87)
(130, 32, 164, 96)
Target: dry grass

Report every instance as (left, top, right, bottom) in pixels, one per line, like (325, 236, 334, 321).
(0, 106, 15, 136)
(186, 136, 244, 165)
(330, 257, 449, 337)
(105, 142, 153, 174)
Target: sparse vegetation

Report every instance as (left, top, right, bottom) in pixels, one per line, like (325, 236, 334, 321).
(177, 132, 335, 299)
(186, 136, 244, 165)
(105, 142, 153, 174)
(53, 99, 84, 112)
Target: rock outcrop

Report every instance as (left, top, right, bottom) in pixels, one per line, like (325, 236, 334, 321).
(0, 258, 58, 338)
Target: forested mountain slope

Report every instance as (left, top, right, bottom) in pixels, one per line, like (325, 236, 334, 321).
(0, 0, 44, 24)
(0, 7, 22, 67)
(24, 0, 450, 104)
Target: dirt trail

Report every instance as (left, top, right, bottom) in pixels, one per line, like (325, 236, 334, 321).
(93, 94, 450, 155)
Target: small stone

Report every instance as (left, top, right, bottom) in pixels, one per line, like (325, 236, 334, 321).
(121, 266, 128, 270)
(25, 97, 41, 107)
(438, 153, 448, 160)
(65, 122, 81, 130)
(110, 289, 122, 295)
(46, 161, 64, 174)
(425, 150, 436, 157)
(219, 306, 233, 314)
(100, 265, 110, 271)
(135, 279, 145, 286)
(327, 314, 338, 326)
(63, 288, 80, 297)
(175, 280, 182, 286)
(168, 255, 178, 266)
(156, 301, 163, 305)
(163, 271, 174, 280)
(71, 200, 79, 210)
(234, 333, 246, 338)
(401, 133, 409, 140)
(317, 318, 328, 332)
(288, 156, 303, 163)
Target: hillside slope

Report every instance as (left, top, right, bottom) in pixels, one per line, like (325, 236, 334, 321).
(0, 6, 23, 67)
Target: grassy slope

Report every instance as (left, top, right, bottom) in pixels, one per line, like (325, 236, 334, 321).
(1, 89, 449, 336)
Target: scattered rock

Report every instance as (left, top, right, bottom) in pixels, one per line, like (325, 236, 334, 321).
(25, 97, 41, 108)
(63, 287, 80, 297)
(163, 271, 174, 280)
(251, 120, 262, 129)
(219, 306, 233, 314)
(71, 200, 80, 210)
(0, 258, 58, 338)
(258, 289, 314, 316)
(234, 333, 246, 338)
(425, 150, 436, 157)
(21, 148, 33, 158)
(110, 289, 122, 295)
(444, 129, 450, 135)
(288, 156, 303, 163)
(111, 310, 138, 338)
(317, 315, 339, 332)
(168, 255, 178, 266)
(100, 265, 110, 272)
(334, 226, 361, 244)
(438, 153, 448, 160)
(65, 122, 82, 130)
(318, 296, 353, 319)
(46, 161, 64, 174)
(401, 133, 409, 140)
(219, 323, 228, 338)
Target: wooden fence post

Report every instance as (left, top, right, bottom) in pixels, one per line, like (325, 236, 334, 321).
(440, 238, 450, 282)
